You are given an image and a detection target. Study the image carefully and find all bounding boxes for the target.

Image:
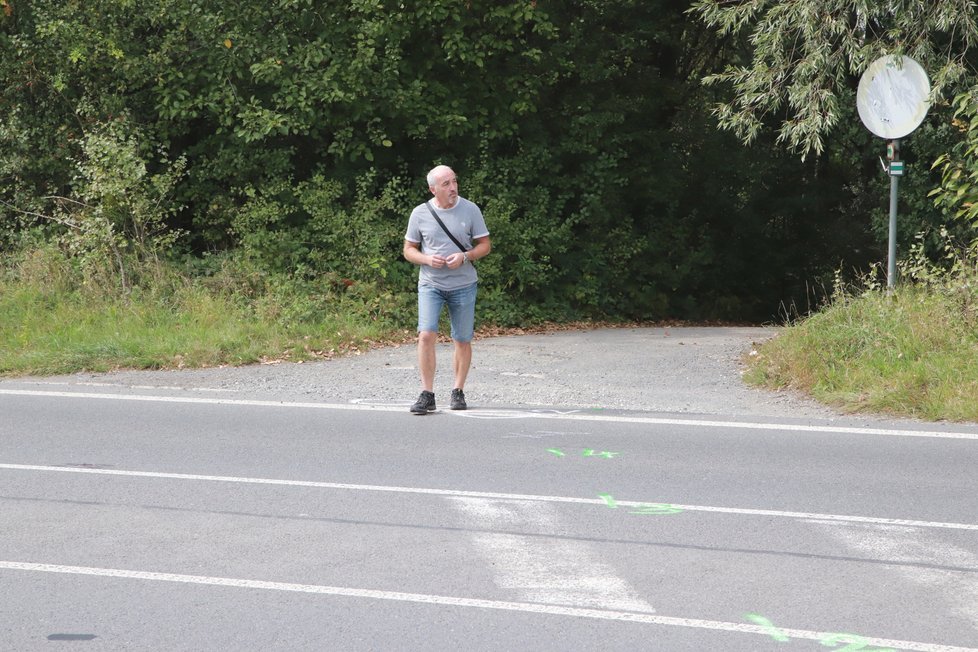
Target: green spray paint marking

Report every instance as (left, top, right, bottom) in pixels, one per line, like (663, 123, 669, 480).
(582, 449, 619, 458)
(598, 494, 683, 515)
(547, 448, 619, 458)
(630, 503, 683, 515)
(745, 615, 898, 651)
(745, 613, 789, 642)
(820, 633, 896, 652)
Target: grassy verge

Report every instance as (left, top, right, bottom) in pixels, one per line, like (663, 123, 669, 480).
(0, 249, 410, 376)
(744, 284, 978, 422)
(0, 245, 657, 378)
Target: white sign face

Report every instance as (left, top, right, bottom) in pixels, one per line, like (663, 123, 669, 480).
(856, 55, 931, 139)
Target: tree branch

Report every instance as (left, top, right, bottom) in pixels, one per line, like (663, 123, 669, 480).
(0, 198, 80, 229)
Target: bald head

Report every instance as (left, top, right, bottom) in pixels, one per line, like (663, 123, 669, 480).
(427, 165, 454, 188)
(427, 165, 459, 209)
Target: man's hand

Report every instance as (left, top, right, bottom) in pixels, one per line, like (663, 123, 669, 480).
(428, 254, 448, 268)
(444, 252, 466, 269)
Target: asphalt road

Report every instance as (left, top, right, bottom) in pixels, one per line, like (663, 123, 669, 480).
(2, 371, 978, 651)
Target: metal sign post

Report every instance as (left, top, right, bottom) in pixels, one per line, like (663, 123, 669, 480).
(887, 139, 901, 290)
(856, 56, 930, 291)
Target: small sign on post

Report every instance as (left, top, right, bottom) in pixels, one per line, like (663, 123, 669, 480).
(856, 55, 931, 290)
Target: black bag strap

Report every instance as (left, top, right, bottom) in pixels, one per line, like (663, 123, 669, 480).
(425, 201, 468, 253)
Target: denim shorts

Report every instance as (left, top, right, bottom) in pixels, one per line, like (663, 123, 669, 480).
(417, 282, 478, 342)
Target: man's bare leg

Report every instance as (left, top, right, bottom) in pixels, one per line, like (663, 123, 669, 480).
(453, 340, 472, 390)
(418, 331, 437, 392)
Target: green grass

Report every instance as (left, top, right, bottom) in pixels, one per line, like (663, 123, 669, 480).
(745, 285, 978, 422)
(0, 254, 404, 376)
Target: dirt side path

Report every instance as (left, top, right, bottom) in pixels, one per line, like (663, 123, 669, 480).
(8, 326, 848, 420)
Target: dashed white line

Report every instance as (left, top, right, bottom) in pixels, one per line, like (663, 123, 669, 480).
(2, 463, 976, 532)
(814, 521, 978, 633)
(450, 497, 657, 612)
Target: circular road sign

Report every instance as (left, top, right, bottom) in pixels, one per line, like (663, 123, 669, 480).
(856, 55, 931, 139)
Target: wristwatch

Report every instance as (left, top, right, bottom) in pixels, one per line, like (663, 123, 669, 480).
(462, 251, 469, 263)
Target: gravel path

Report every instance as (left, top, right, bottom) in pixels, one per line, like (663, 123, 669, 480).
(6, 326, 862, 421)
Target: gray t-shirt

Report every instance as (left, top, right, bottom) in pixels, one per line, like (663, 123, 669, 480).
(405, 197, 489, 290)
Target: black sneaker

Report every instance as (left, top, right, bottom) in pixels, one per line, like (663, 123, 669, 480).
(410, 390, 436, 414)
(450, 388, 467, 410)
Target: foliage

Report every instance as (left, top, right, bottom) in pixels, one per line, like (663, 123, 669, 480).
(0, 0, 694, 321)
(745, 253, 978, 421)
(2, 0, 962, 330)
(689, 0, 978, 159)
(0, 243, 392, 375)
(1, 0, 552, 232)
(2, 116, 186, 293)
(931, 89, 978, 239)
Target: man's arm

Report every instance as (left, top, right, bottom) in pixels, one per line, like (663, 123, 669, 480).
(405, 236, 490, 269)
(442, 236, 491, 269)
(404, 240, 448, 269)
(466, 236, 491, 262)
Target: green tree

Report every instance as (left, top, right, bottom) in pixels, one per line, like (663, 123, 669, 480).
(689, 0, 978, 293)
(1, 0, 554, 240)
(689, 0, 978, 158)
(4, 0, 942, 325)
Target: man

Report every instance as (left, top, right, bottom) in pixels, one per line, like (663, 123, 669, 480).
(403, 165, 491, 414)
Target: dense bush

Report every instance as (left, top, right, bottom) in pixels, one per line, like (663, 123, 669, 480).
(0, 0, 966, 325)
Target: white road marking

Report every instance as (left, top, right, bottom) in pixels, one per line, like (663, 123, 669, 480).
(2, 463, 976, 532)
(814, 521, 978, 632)
(0, 388, 393, 412)
(25, 381, 240, 393)
(541, 414, 978, 441)
(0, 561, 974, 651)
(2, 387, 977, 439)
(450, 497, 656, 612)
(501, 430, 585, 439)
